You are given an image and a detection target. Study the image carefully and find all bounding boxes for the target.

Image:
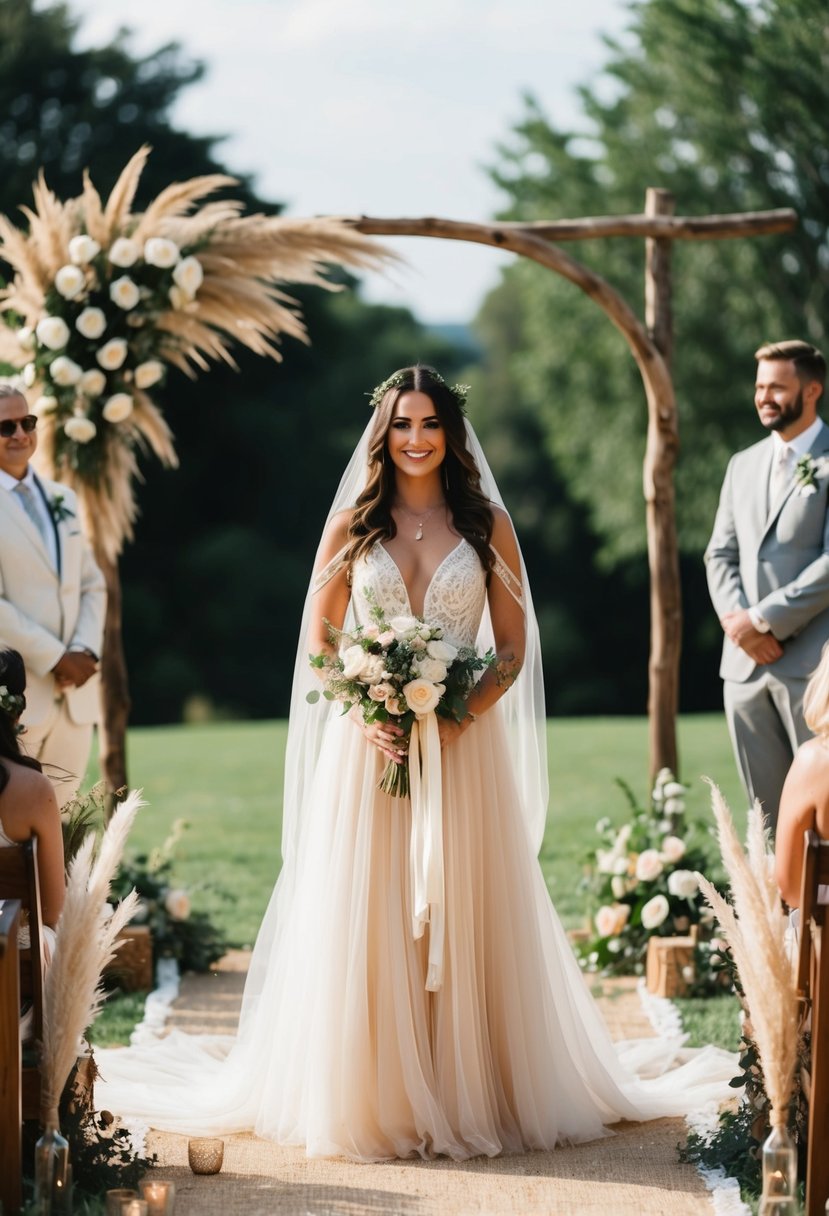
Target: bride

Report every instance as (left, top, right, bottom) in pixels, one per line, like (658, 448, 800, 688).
(97, 365, 732, 1160)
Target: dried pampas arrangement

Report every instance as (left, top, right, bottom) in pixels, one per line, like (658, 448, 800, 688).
(0, 144, 389, 560)
(40, 790, 144, 1121)
(695, 781, 800, 1130)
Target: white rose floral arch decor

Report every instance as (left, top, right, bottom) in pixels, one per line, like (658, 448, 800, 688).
(0, 145, 388, 794)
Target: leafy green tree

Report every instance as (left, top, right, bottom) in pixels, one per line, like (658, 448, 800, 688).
(487, 0, 828, 563)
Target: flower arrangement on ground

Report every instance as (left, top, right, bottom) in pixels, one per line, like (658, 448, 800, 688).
(110, 817, 228, 974)
(577, 768, 722, 976)
(0, 144, 385, 561)
(308, 598, 493, 797)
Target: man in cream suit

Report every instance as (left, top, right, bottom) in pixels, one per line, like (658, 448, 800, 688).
(706, 340, 828, 833)
(0, 384, 106, 806)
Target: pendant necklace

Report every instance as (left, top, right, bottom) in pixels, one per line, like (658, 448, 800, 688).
(395, 500, 444, 541)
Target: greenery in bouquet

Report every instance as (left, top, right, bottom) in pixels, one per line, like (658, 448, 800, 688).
(308, 596, 493, 797)
(577, 769, 724, 977)
(110, 817, 228, 974)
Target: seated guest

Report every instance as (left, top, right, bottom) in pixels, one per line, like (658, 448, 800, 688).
(0, 647, 65, 940)
(776, 643, 829, 908)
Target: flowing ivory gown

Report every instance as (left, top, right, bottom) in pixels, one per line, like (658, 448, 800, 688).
(96, 540, 734, 1160)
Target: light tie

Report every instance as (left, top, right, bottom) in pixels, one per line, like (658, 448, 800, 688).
(14, 482, 47, 542)
(770, 446, 792, 505)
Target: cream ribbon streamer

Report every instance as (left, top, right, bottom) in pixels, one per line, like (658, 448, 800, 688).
(408, 710, 445, 991)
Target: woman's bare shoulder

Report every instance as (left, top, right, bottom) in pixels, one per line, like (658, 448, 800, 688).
(794, 736, 829, 774)
(0, 763, 57, 835)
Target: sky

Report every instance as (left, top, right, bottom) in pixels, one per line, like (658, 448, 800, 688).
(64, 0, 632, 325)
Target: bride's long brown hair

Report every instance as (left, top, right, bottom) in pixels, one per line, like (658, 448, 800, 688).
(344, 365, 494, 576)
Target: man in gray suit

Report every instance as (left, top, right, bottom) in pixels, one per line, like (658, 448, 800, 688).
(0, 384, 106, 805)
(706, 339, 828, 832)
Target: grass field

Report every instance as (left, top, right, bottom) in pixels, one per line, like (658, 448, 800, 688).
(109, 713, 747, 946)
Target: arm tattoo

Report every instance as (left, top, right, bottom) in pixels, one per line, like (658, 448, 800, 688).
(495, 657, 521, 689)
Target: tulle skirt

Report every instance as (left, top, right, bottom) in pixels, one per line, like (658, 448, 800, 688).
(96, 711, 733, 1160)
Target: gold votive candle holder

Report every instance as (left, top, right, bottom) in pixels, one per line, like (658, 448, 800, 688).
(106, 1190, 137, 1216)
(188, 1137, 224, 1174)
(139, 1179, 176, 1215)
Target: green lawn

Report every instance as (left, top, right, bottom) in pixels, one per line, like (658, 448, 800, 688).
(103, 713, 747, 946)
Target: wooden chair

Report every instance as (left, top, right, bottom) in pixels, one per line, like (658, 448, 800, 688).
(796, 829, 829, 1216)
(0, 897, 23, 1215)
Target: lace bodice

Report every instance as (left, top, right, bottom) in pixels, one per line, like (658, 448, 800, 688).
(351, 541, 487, 648)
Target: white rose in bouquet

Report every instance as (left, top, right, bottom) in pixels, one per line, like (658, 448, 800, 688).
(611, 875, 628, 899)
(33, 395, 57, 414)
(426, 639, 458, 662)
(341, 644, 369, 680)
(102, 393, 134, 423)
(134, 359, 164, 389)
(54, 264, 86, 300)
(361, 656, 385, 686)
(164, 888, 191, 921)
(17, 326, 35, 350)
(22, 363, 36, 387)
(403, 678, 442, 715)
(64, 416, 97, 443)
(108, 237, 139, 267)
(389, 615, 419, 638)
(635, 849, 664, 883)
(50, 355, 83, 387)
(667, 869, 698, 899)
(662, 781, 686, 798)
(664, 796, 684, 814)
(144, 236, 180, 268)
(641, 893, 670, 930)
(96, 337, 128, 370)
(661, 835, 686, 863)
(69, 234, 101, 264)
(75, 306, 107, 340)
(36, 315, 70, 351)
(414, 656, 448, 683)
(109, 275, 140, 310)
(79, 368, 106, 397)
(172, 254, 204, 296)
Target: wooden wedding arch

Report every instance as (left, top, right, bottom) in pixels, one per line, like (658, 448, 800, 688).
(343, 192, 797, 778)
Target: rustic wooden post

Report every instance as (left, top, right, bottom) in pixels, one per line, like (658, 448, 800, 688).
(96, 552, 130, 806)
(643, 187, 681, 778)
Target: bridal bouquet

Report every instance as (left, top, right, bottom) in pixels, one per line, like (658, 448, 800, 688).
(308, 602, 493, 797)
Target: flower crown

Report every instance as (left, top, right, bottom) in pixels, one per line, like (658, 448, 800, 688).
(367, 370, 471, 413)
(0, 684, 25, 720)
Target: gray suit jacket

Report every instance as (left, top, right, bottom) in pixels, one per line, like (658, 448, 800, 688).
(0, 473, 106, 725)
(705, 421, 829, 682)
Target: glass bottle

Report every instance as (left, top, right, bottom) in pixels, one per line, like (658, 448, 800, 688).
(758, 1121, 797, 1216)
(33, 1108, 72, 1215)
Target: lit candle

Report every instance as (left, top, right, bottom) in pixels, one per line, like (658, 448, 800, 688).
(121, 1201, 148, 1216)
(140, 1179, 175, 1215)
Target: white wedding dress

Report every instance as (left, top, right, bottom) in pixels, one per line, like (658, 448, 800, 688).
(96, 536, 734, 1161)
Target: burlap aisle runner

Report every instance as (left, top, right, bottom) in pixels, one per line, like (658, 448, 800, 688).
(142, 961, 716, 1216)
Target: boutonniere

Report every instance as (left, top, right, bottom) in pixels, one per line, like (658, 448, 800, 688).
(793, 453, 829, 496)
(48, 492, 75, 524)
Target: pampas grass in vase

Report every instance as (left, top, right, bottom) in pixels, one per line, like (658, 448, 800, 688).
(695, 782, 800, 1216)
(35, 791, 143, 1215)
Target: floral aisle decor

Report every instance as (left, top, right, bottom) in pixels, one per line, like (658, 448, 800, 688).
(109, 816, 228, 974)
(576, 769, 722, 977)
(0, 144, 387, 562)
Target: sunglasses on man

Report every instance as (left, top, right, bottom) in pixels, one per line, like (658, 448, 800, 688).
(0, 415, 38, 438)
